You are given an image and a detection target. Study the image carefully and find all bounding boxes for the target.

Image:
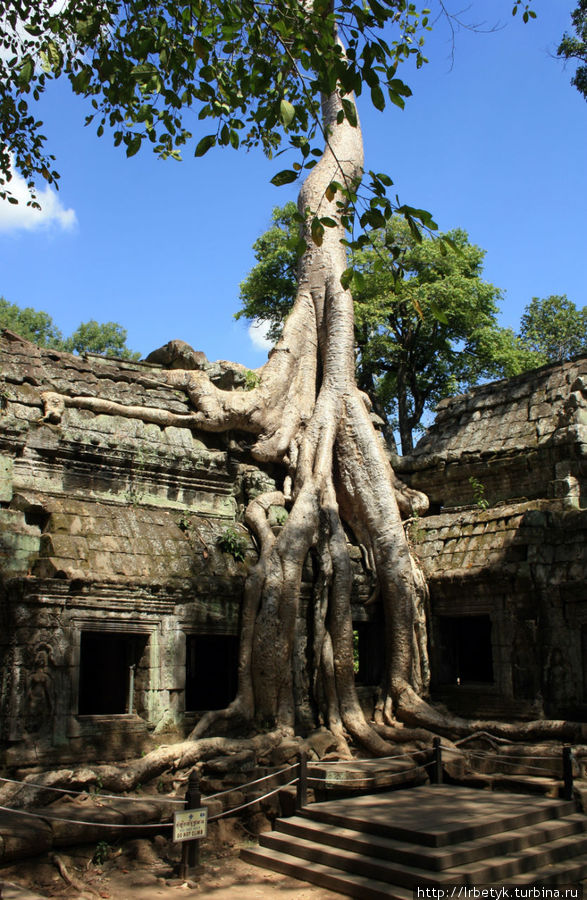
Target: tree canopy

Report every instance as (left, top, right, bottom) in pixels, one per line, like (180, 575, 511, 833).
(1, 0, 429, 229)
(558, 2, 587, 101)
(0, 296, 139, 358)
(519, 294, 587, 363)
(238, 207, 539, 454)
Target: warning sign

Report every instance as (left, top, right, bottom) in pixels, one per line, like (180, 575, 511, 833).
(173, 807, 208, 842)
(325, 769, 350, 784)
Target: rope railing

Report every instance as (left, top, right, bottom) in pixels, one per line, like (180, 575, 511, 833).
(0, 775, 185, 804)
(0, 762, 303, 836)
(307, 749, 417, 766)
(205, 763, 298, 800)
(0, 803, 173, 829)
(307, 763, 426, 785)
(207, 778, 299, 821)
(0, 762, 298, 807)
(440, 743, 567, 762)
(436, 742, 575, 799)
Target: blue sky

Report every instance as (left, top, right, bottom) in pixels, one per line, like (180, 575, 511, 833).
(0, 1, 585, 369)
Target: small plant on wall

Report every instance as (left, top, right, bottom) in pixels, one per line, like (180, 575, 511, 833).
(218, 527, 248, 562)
(469, 476, 489, 510)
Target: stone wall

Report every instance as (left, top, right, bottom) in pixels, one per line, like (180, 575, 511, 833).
(0, 332, 264, 764)
(1, 327, 586, 761)
(398, 355, 587, 511)
(400, 354, 587, 720)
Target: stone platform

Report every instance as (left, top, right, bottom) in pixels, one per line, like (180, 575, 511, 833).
(243, 784, 587, 897)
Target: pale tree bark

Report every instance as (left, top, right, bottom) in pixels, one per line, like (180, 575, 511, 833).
(184, 43, 432, 753)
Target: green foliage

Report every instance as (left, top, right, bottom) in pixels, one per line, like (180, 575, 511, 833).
(519, 295, 587, 363)
(93, 841, 111, 865)
(244, 370, 260, 391)
(238, 208, 537, 454)
(237, 203, 299, 344)
(177, 514, 191, 532)
(62, 319, 140, 359)
(407, 512, 425, 544)
(353, 629, 359, 675)
(469, 476, 489, 510)
(0, 296, 64, 347)
(0, 2, 536, 246)
(0, 0, 430, 215)
(272, 506, 288, 526)
(558, 2, 587, 101)
(0, 296, 139, 358)
(218, 526, 248, 562)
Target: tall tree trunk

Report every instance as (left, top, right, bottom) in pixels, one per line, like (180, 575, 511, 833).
(190, 56, 430, 752)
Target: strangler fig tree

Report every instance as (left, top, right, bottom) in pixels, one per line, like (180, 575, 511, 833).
(1, 0, 544, 751)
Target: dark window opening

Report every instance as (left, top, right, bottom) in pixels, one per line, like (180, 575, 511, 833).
(185, 634, 238, 711)
(436, 615, 494, 685)
(78, 631, 148, 715)
(23, 506, 51, 530)
(427, 502, 443, 516)
(353, 622, 385, 686)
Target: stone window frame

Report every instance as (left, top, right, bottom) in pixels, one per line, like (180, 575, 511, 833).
(71, 617, 159, 721)
(431, 595, 507, 696)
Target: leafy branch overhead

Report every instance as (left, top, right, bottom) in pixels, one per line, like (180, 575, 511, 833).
(1, 1, 537, 246)
(1, 0, 428, 212)
(557, 1, 587, 101)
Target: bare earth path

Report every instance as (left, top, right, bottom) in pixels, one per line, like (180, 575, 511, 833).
(1, 840, 342, 900)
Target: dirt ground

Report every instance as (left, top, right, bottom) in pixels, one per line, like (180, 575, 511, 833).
(0, 828, 343, 900)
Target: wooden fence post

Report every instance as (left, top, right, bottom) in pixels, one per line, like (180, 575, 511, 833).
(297, 752, 308, 810)
(431, 737, 443, 785)
(562, 746, 574, 801)
(180, 769, 202, 880)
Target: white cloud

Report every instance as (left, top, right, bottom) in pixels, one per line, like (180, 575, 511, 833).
(0, 168, 77, 233)
(248, 320, 273, 352)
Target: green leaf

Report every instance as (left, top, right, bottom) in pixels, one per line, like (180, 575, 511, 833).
(47, 40, 62, 71)
(72, 68, 92, 93)
(325, 183, 338, 202)
(429, 301, 449, 324)
(340, 268, 354, 290)
(353, 270, 366, 291)
(311, 217, 324, 246)
(270, 169, 298, 186)
(280, 100, 295, 127)
(194, 134, 216, 157)
(342, 99, 358, 127)
(193, 37, 210, 60)
(370, 84, 385, 111)
(131, 63, 158, 78)
(17, 57, 34, 87)
(126, 134, 142, 157)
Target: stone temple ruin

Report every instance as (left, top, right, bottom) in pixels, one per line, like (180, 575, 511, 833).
(0, 329, 585, 765)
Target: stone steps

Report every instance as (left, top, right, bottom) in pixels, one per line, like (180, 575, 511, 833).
(272, 811, 587, 871)
(241, 785, 587, 897)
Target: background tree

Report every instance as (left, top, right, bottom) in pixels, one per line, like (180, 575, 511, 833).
(239, 210, 539, 454)
(0, 296, 138, 357)
(0, 296, 64, 348)
(558, 2, 587, 101)
(62, 319, 139, 358)
(519, 294, 587, 362)
(236, 202, 300, 344)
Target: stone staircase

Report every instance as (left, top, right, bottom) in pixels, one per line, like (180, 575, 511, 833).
(241, 785, 587, 898)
